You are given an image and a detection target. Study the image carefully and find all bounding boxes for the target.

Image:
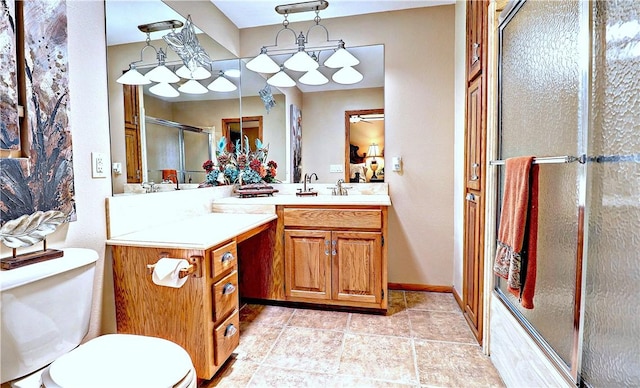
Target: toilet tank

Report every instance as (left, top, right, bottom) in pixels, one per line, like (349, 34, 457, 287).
(0, 248, 98, 383)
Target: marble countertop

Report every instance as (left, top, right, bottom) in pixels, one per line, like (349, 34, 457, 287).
(106, 212, 277, 250)
(214, 194, 391, 206)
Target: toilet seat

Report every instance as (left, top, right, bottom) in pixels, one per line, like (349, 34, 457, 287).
(40, 334, 195, 388)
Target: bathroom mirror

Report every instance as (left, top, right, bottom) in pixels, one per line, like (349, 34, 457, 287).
(105, 2, 383, 194)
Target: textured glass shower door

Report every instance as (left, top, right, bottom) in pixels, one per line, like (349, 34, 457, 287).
(497, 0, 584, 376)
(497, 0, 640, 385)
(582, 1, 640, 386)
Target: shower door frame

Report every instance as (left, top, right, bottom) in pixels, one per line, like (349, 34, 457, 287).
(487, 0, 592, 384)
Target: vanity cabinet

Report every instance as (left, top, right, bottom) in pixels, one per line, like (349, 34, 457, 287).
(282, 207, 387, 310)
(111, 240, 240, 380)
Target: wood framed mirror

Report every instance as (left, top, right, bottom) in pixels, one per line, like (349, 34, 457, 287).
(345, 109, 384, 183)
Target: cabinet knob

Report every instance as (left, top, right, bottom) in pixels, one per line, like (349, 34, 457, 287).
(221, 252, 234, 264)
(224, 324, 237, 337)
(466, 193, 476, 201)
(222, 282, 236, 295)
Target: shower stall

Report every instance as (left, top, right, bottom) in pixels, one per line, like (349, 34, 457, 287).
(490, 0, 639, 386)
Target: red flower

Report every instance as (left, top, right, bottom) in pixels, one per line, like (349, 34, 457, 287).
(267, 160, 278, 168)
(249, 159, 262, 172)
(202, 160, 214, 172)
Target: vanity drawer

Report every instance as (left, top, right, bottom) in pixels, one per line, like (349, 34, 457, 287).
(283, 208, 382, 229)
(213, 309, 240, 366)
(212, 270, 238, 322)
(210, 241, 237, 279)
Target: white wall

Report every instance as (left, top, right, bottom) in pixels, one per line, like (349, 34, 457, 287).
(241, 6, 456, 287)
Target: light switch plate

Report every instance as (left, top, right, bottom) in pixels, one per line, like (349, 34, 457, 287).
(92, 152, 107, 178)
(329, 164, 344, 173)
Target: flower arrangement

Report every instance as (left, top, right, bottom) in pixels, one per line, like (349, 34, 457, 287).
(202, 136, 278, 186)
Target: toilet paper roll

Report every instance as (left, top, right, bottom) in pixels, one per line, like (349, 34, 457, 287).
(151, 258, 190, 288)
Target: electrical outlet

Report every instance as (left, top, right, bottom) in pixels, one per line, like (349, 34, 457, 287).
(329, 164, 344, 173)
(92, 152, 107, 178)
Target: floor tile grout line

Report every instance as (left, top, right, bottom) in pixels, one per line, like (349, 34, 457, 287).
(335, 312, 351, 375)
(243, 308, 293, 387)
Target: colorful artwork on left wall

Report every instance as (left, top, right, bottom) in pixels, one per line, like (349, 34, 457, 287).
(0, 0, 76, 225)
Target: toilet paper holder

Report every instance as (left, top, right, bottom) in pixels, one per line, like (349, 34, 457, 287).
(146, 254, 203, 278)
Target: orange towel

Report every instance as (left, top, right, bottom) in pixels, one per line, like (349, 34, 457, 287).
(162, 169, 177, 183)
(494, 156, 538, 309)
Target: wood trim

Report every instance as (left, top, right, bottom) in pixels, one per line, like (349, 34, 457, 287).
(388, 283, 453, 293)
(221, 116, 263, 152)
(452, 287, 464, 310)
(344, 108, 384, 182)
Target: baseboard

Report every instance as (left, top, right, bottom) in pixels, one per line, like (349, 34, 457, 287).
(388, 283, 453, 293)
(452, 287, 464, 310)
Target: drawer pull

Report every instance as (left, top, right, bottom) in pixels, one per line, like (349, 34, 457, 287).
(221, 252, 234, 264)
(222, 282, 236, 295)
(224, 324, 237, 337)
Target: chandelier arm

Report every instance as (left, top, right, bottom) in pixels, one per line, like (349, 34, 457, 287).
(305, 23, 341, 45)
(273, 26, 298, 47)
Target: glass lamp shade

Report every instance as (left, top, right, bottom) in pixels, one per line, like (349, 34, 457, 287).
(178, 79, 208, 94)
(367, 144, 380, 158)
(299, 69, 328, 86)
(208, 76, 237, 92)
(149, 82, 179, 98)
(117, 67, 151, 85)
(332, 66, 363, 85)
(145, 65, 180, 83)
(246, 53, 280, 74)
(175, 65, 211, 80)
(224, 69, 241, 78)
(267, 70, 296, 88)
(324, 48, 360, 69)
(284, 51, 319, 72)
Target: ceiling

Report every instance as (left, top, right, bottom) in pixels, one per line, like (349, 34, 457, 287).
(210, 0, 454, 29)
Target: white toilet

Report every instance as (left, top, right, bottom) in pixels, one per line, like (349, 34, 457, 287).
(1, 248, 197, 388)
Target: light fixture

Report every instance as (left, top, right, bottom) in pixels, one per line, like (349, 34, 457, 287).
(116, 65, 151, 85)
(245, 0, 361, 87)
(224, 69, 241, 78)
(178, 79, 208, 94)
(149, 82, 179, 98)
(268, 66, 296, 88)
(332, 66, 363, 85)
(324, 40, 360, 68)
(299, 68, 328, 85)
(367, 143, 381, 179)
(117, 16, 222, 99)
(246, 47, 281, 73)
(144, 51, 180, 83)
(175, 65, 211, 80)
(207, 71, 237, 92)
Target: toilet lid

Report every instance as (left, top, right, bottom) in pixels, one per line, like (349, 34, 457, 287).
(47, 334, 194, 388)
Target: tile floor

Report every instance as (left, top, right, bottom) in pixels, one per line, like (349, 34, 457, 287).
(201, 291, 505, 387)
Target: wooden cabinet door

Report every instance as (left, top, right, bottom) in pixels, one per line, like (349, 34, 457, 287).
(466, 76, 483, 190)
(123, 84, 142, 183)
(331, 231, 382, 304)
(463, 191, 483, 341)
(284, 229, 332, 300)
(466, 0, 485, 80)
(123, 83, 139, 126)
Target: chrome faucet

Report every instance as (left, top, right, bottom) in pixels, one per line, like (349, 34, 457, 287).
(141, 181, 157, 193)
(163, 174, 180, 190)
(331, 179, 352, 196)
(303, 172, 318, 192)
